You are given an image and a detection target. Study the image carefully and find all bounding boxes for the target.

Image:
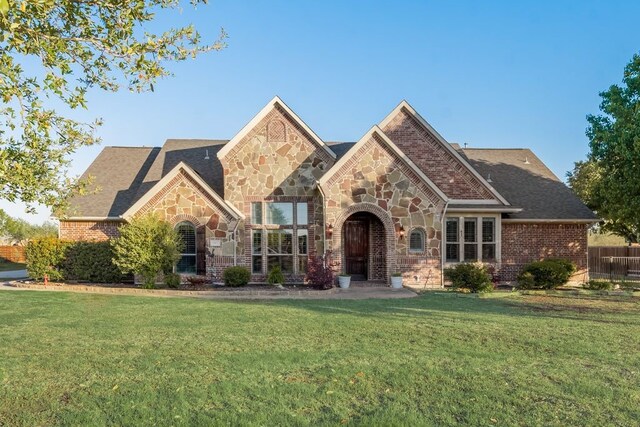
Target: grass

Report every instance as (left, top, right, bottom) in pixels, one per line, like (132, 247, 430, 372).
(0, 292, 639, 426)
(0, 261, 25, 272)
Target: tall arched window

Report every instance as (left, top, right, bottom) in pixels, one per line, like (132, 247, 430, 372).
(409, 228, 425, 253)
(176, 222, 196, 273)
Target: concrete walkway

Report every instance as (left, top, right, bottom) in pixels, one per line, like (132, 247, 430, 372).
(0, 269, 27, 279)
(0, 281, 417, 300)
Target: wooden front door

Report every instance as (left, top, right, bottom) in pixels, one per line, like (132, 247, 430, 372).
(344, 219, 369, 281)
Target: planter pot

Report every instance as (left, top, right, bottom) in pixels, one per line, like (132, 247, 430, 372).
(391, 276, 403, 289)
(338, 276, 351, 289)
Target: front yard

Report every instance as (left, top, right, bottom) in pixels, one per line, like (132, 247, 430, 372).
(0, 291, 638, 426)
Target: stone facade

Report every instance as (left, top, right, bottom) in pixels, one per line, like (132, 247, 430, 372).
(59, 220, 122, 241)
(322, 132, 446, 287)
(219, 104, 334, 281)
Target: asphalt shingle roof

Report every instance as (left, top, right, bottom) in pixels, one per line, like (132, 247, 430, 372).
(460, 148, 598, 220)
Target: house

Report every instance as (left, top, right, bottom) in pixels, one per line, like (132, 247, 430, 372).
(59, 97, 597, 288)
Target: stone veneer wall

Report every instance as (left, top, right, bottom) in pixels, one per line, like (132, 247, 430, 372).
(382, 107, 496, 200)
(219, 104, 334, 281)
(499, 222, 589, 282)
(59, 220, 122, 241)
(323, 133, 446, 287)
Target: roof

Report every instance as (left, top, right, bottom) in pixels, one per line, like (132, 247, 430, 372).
(63, 140, 229, 218)
(460, 148, 598, 221)
(64, 146, 161, 218)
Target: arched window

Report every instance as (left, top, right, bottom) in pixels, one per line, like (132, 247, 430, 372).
(175, 222, 196, 273)
(409, 228, 425, 253)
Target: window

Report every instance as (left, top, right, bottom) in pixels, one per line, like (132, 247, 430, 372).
(482, 217, 496, 262)
(445, 218, 459, 262)
(297, 202, 308, 225)
(445, 216, 499, 263)
(266, 202, 293, 225)
(176, 222, 196, 273)
(463, 218, 477, 261)
(267, 230, 294, 273)
(252, 230, 262, 273)
(251, 202, 262, 225)
(297, 229, 308, 273)
(409, 229, 425, 253)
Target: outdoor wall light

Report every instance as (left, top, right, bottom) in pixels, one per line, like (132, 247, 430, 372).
(327, 223, 333, 237)
(398, 225, 405, 240)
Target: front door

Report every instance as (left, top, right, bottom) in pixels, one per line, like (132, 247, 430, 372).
(344, 219, 369, 281)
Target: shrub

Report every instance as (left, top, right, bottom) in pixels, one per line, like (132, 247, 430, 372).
(583, 279, 613, 291)
(517, 259, 577, 290)
(25, 237, 69, 280)
(391, 272, 402, 277)
(267, 266, 285, 285)
(305, 256, 335, 290)
(186, 275, 209, 287)
(62, 241, 123, 283)
(444, 262, 493, 293)
(223, 266, 250, 287)
(164, 272, 181, 289)
(111, 214, 182, 289)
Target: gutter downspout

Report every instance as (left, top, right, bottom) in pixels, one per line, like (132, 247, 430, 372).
(232, 220, 240, 266)
(316, 182, 327, 257)
(440, 200, 450, 288)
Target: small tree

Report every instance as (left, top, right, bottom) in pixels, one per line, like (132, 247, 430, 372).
(305, 256, 335, 290)
(111, 215, 182, 289)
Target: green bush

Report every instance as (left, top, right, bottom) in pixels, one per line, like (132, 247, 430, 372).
(111, 214, 182, 289)
(164, 273, 181, 289)
(583, 279, 614, 291)
(62, 241, 123, 283)
(444, 263, 493, 293)
(517, 259, 576, 289)
(25, 237, 69, 280)
(223, 266, 251, 287)
(267, 266, 285, 285)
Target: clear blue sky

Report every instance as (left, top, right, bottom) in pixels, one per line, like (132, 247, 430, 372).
(3, 0, 639, 223)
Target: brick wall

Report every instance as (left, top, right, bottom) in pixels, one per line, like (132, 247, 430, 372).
(59, 220, 122, 241)
(0, 246, 26, 263)
(499, 222, 589, 282)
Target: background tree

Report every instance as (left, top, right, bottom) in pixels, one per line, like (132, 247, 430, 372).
(0, 208, 57, 244)
(568, 53, 640, 243)
(111, 214, 182, 288)
(0, 1, 225, 214)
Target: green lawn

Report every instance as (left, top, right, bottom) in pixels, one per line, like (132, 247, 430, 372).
(0, 261, 25, 272)
(0, 292, 639, 426)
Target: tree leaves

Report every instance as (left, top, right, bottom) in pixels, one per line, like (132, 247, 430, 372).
(0, 1, 226, 214)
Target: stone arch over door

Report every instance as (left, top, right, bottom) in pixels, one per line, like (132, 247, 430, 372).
(332, 202, 396, 283)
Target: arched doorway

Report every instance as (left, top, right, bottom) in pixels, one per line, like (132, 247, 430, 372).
(342, 212, 387, 281)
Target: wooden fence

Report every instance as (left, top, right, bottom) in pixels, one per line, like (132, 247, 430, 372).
(0, 245, 26, 263)
(588, 246, 640, 282)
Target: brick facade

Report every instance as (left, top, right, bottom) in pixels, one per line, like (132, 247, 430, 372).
(382, 107, 496, 200)
(59, 220, 122, 241)
(499, 222, 589, 282)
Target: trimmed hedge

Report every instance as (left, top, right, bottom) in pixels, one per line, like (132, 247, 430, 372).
(517, 259, 576, 290)
(444, 263, 493, 293)
(223, 266, 251, 287)
(26, 238, 123, 283)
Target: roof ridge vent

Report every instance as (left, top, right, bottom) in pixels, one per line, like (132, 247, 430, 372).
(524, 156, 531, 165)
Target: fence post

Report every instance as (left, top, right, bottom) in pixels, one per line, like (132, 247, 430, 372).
(609, 256, 613, 282)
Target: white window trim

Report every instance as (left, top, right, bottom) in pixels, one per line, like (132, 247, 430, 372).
(175, 222, 197, 274)
(443, 214, 501, 265)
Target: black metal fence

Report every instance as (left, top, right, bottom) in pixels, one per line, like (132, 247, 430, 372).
(589, 246, 640, 283)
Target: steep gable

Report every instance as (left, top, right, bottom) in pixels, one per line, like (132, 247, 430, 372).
(380, 101, 507, 203)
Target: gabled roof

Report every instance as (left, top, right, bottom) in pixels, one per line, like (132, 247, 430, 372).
(319, 125, 448, 203)
(379, 100, 510, 205)
(217, 96, 336, 161)
(122, 161, 243, 220)
(61, 146, 161, 218)
(460, 148, 598, 221)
